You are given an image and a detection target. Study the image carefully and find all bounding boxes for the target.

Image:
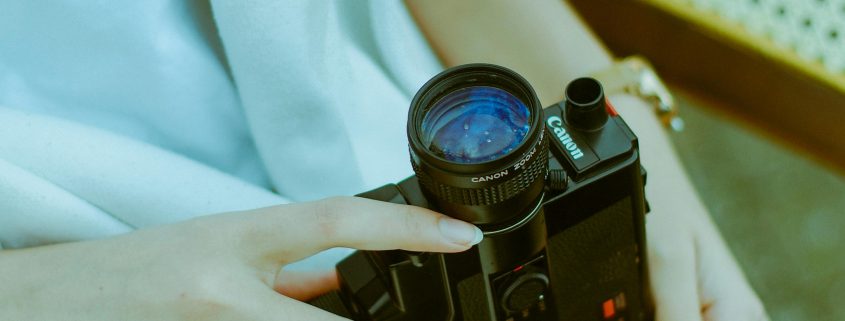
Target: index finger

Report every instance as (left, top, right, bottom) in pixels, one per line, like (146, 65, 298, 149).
(221, 196, 483, 265)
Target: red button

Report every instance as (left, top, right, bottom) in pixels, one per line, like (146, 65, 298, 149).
(603, 299, 615, 319)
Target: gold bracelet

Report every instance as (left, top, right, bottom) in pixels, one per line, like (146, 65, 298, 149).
(590, 56, 684, 132)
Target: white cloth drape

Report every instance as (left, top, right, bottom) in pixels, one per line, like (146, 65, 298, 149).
(0, 0, 443, 252)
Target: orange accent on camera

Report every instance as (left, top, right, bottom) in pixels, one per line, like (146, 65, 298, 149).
(603, 298, 615, 319)
(605, 98, 619, 117)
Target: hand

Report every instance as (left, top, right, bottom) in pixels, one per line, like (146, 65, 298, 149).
(647, 207, 770, 321)
(608, 93, 770, 321)
(0, 196, 483, 321)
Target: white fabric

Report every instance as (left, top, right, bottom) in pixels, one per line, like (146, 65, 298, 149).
(0, 0, 443, 250)
(0, 1, 270, 188)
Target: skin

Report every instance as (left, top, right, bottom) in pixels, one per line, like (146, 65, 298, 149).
(0, 1, 768, 320)
(0, 197, 482, 320)
(404, 0, 769, 320)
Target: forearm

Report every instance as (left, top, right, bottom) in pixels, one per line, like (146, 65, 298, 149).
(406, 0, 611, 106)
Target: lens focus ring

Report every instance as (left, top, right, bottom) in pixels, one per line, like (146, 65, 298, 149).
(413, 138, 548, 206)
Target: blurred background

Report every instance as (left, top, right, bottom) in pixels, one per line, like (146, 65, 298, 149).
(569, 0, 845, 320)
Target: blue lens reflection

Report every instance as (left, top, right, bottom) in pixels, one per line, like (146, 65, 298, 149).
(421, 86, 530, 163)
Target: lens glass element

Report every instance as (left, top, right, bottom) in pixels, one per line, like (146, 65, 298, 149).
(420, 86, 530, 163)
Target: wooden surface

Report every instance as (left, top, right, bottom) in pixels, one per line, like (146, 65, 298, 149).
(569, 0, 845, 172)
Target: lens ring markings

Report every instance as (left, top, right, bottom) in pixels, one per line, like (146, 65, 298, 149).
(413, 138, 548, 206)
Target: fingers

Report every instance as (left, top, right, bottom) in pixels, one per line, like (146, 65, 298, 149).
(224, 196, 483, 264)
(647, 208, 769, 321)
(646, 212, 704, 321)
(274, 269, 339, 302)
(694, 215, 770, 321)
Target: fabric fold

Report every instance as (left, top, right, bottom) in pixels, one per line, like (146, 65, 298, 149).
(0, 106, 286, 231)
(0, 158, 132, 248)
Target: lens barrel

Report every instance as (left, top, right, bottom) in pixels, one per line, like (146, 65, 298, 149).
(408, 64, 548, 232)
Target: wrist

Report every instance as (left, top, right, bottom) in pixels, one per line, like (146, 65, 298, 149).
(607, 93, 665, 132)
(590, 56, 683, 132)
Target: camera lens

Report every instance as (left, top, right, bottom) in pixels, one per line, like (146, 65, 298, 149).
(420, 86, 530, 164)
(408, 64, 548, 232)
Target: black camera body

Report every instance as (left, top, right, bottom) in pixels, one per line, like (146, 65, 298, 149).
(311, 64, 653, 321)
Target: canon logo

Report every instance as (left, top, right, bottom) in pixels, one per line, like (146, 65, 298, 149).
(546, 116, 585, 160)
(472, 170, 508, 183)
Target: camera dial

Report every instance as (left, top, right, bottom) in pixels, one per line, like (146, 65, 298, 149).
(500, 271, 549, 314)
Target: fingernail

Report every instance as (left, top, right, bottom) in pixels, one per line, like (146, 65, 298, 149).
(438, 217, 483, 247)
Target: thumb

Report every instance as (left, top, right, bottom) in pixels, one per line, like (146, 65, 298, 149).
(222, 196, 484, 265)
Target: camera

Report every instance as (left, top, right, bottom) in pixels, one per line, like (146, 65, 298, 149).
(311, 64, 653, 321)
